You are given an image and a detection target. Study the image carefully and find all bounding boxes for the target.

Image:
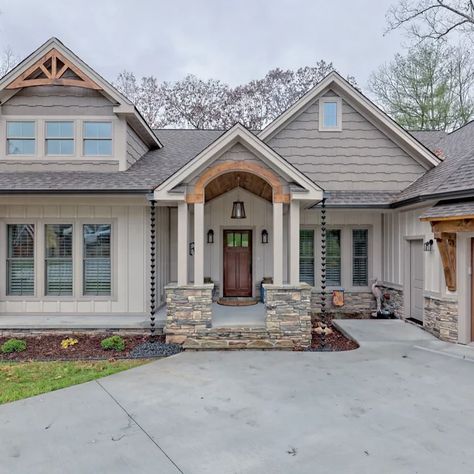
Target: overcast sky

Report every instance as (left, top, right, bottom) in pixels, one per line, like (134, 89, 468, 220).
(0, 0, 405, 92)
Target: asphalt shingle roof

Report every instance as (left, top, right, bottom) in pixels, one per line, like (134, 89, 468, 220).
(322, 191, 399, 207)
(420, 199, 474, 220)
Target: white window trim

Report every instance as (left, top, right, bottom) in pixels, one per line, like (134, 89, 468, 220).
(82, 120, 114, 157)
(319, 97, 342, 132)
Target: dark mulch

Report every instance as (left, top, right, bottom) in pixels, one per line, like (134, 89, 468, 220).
(308, 321, 359, 352)
(0, 333, 179, 361)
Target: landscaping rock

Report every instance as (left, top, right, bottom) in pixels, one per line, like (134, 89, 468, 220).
(128, 341, 183, 358)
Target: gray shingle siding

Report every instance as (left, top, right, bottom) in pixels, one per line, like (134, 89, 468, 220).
(126, 125, 148, 168)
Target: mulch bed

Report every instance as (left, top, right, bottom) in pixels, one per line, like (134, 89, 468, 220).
(0, 333, 180, 361)
(308, 321, 359, 352)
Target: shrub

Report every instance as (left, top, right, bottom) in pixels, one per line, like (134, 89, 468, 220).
(101, 335, 125, 352)
(1, 338, 27, 354)
(61, 337, 78, 349)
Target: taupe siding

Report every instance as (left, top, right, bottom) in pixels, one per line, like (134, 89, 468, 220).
(127, 125, 148, 168)
(267, 92, 426, 191)
(0, 160, 118, 173)
(2, 86, 114, 116)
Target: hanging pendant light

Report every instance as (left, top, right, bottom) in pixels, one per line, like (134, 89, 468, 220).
(231, 176, 246, 219)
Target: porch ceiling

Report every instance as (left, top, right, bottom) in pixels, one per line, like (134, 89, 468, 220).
(205, 171, 272, 202)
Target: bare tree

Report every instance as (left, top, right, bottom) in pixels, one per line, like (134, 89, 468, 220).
(369, 42, 474, 130)
(386, 0, 474, 41)
(0, 46, 18, 78)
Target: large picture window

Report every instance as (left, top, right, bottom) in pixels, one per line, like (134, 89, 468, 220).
(299, 229, 314, 286)
(45, 224, 73, 296)
(7, 224, 35, 296)
(327, 229, 341, 286)
(83, 224, 111, 296)
(7, 121, 36, 155)
(353, 229, 368, 286)
(83, 122, 112, 156)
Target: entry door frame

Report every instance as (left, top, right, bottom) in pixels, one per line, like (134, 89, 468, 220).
(222, 228, 254, 298)
(455, 233, 472, 343)
(403, 235, 425, 323)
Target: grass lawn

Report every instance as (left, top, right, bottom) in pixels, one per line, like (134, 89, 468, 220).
(0, 359, 149, 405)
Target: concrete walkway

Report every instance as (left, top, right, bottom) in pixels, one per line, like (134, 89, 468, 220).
(2, 320, 474, 473)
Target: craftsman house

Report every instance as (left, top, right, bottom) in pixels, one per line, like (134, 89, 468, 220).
(0, 38, 472, 348)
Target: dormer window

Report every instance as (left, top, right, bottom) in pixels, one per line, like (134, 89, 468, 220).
(83, 122, 112, 156)
(46, 121, 74, 155)
(7, 121, 36, 155)
(319, 97, 342, 131)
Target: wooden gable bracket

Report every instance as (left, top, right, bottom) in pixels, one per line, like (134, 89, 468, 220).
(5, 48, 101, 90)
(434, 231, 457, 292)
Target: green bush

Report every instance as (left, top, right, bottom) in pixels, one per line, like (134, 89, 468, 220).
(1, 338, 27, 354)
(100, 335, 125, 352)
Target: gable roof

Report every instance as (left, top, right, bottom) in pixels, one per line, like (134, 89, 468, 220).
(0, 37, 161, 149)
(393, 121, 474, 206)
(258, 72, 440, 170)
(154, 123, 323, 202)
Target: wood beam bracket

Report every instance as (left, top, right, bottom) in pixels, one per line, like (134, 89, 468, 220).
(434, 231, 457, 292)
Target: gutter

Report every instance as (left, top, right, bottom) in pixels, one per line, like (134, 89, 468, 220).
(391, 188, 474, 209)
(0, 189, 152, 195)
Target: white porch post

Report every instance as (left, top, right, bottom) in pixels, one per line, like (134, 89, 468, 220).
(177, 201, 188, 286)
(273, 201, 284, 285)
(289, 200, 300, 285)
(194, 201, 204, 285)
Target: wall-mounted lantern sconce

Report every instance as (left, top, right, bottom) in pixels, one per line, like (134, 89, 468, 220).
(189, 242, 195, 256)
(207, 229, 214, 244)
(261, 229, 269, 244)
(424, 239, 434, 252)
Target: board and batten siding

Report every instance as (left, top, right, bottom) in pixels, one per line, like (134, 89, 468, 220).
(0, 198, 149, 315)
(382, 208, 443, 295)
(267, 91, 426, 191)
(126, 125, 148, 168)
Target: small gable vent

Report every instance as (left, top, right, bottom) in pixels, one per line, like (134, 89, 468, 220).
(6, 48, 101, 91)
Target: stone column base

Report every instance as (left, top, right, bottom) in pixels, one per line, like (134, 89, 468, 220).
(165, 283, 213, 344)
(424, 295, 458, 342)
(263, 283, 312, 348)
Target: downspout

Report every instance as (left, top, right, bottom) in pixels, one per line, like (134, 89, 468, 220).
(320, 198, 327, 319)
(148, 195, 157, 338)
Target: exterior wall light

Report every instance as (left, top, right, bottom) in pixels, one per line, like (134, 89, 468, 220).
(207, 229, 214, 244)
(424, 239, 434, 252)
(261, 229, 269, 244)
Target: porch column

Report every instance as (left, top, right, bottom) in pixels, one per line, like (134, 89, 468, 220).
(177, 201, 188, 285)
(289, 200, 300, 285)
(194, 201, 204, 285)
(273, 201, 284, 285)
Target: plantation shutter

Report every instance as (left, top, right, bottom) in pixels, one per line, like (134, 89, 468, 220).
(45, 224, 73, 295)
(7, 224, 35, 295)
(352, 229, 368, 286)
(326, 230, 341, 286)
(299, 229, 314, 286)
(83, 224, 111, 295)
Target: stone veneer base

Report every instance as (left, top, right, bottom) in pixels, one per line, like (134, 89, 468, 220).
(423, 295, 458, 343)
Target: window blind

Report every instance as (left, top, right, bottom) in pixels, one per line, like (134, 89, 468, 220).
(299, 229, 314, 286)
(326, 229, 341, 286)
(83, 224, 111, 295)
(45, 224, 73, 295)
(352, 229, 368, 286)
(7, 224, 35, 295)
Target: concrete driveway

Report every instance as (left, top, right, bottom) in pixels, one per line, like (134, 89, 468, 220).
(1, 320, 474, 474)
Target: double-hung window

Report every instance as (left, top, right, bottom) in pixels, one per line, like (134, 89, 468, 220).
(83, 224, 111, 296)
(326, 230, 341, 286)
(7, 224, 35, 295)
(45, 224, 73, 296)
(46, 121, 74, 155)
(299, 229, 315, 286)
(352, 229, 369, 286)
(83, 122, 112, 156)
(7, 121, 36, 155)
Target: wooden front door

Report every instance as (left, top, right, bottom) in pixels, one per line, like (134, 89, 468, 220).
(223, 230, 252, 297)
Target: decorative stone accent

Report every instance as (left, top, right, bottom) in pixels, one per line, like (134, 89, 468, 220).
(263, 283, 312, 348)
(381, 286, 404, 318)
(423, 295, 458, 343)
(165, 283, 213, 344)
(311, 291, 376, 318)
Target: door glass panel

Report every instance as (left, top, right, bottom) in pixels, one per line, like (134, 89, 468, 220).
(227, 232, 234, 247)
(234, 233, 242, 247)
(241, 233, 249, 247)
